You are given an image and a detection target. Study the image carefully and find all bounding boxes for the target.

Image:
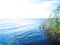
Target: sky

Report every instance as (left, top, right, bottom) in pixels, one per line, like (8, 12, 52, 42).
(0, 0, 60, 18)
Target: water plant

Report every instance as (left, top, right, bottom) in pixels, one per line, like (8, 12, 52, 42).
(41, 5, 60, 45)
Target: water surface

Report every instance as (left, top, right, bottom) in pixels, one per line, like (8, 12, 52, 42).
(0, 18, 48, 45)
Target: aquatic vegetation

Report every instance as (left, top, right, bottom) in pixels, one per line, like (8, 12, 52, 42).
(41, 5, 60, 45)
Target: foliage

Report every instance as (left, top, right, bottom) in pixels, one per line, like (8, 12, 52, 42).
(41, 5, 60, 44)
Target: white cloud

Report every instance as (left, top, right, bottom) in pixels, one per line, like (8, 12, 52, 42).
(0, 0, 59, 18)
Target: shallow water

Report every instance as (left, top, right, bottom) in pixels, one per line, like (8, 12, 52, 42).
(0, 18, 49, 45)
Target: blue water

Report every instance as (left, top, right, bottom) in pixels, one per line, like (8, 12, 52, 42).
(0, 18, 49, 45)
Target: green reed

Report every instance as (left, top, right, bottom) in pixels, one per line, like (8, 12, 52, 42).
(41, 5, 60, 45)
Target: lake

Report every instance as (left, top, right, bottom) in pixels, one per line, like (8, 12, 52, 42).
(0, 18, 49, 45)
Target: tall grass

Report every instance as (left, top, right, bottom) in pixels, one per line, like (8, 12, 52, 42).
(41, 5, 60, 45)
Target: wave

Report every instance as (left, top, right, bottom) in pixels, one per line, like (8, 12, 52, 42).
(0, 18, 48, 45)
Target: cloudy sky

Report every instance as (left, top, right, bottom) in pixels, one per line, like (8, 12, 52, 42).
(0, 0, 60, 18)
